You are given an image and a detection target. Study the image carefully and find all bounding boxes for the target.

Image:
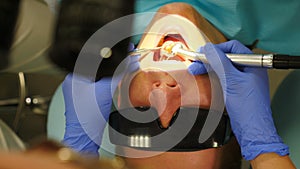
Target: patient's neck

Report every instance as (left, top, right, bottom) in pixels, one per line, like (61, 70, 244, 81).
(118, 146, 221, 169)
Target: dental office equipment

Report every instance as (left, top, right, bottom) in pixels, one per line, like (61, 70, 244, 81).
(130, 42, 300, 69)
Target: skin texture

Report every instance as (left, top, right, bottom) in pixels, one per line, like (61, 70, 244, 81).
(122, 148, 221, 169)
(128, 70, 211, 127)
(250, 153, 296, 169)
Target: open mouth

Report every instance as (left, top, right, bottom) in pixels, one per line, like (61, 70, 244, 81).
(153, 34, 189, 62)
(138, 33, 193, 71)
(157, 34, 188, 47)
(136, 14, 208, 71)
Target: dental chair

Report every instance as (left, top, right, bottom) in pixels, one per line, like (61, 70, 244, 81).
(271, 70, 300, 167)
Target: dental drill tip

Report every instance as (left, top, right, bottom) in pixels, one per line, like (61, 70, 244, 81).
(164, 45, 173, 53)
(161, 41, 176, 54)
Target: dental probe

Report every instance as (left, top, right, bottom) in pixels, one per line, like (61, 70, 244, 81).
(163, 43, 300, 69)
(129, 47, 162, 61)
(129, 47, 162, 55)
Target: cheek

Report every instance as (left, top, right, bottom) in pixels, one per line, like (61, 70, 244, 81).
(197, 76, 212, 107)
(181, 75, 212, 108)
(130, 88, 149, 106)
(129, 78, 151, 107)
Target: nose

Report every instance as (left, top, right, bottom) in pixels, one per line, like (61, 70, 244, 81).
(152, 72, 179, 89)
(152, 80, 177, 89)
(150, 78, 181, 128)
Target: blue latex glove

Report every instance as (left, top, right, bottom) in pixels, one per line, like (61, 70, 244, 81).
(62, 53, 139, 156)
(188, 40, 289, 160)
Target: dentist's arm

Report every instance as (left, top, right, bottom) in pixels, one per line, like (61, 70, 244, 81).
(62, 51, 139, 156)
(62, 74, 113, 156)
(189, 40, 296, 169)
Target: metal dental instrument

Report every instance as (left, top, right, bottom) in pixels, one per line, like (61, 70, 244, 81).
(129, 47, 162, 61)
(155, 42, 300, 69)
(129, 47, 162, 56)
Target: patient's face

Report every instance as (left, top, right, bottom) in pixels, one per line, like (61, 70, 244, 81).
(118, 32, 220, 169)
(129, 70, 211, 128)
(115, 2, 230, 169)
(119, 70, 220, 169)
(119, 66, 220, 169)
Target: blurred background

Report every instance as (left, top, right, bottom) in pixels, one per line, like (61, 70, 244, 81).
(0, 0, 134, 149)
(0, 1, 299, 168)
(0, 0, 65, 150)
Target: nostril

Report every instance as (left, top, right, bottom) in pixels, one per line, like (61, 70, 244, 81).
(153, 81, 161, 88)
(167, 83, 177, 88)
(153, 81, 178, 89)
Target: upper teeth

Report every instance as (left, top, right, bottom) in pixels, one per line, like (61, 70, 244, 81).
(161, 41, 186, 58)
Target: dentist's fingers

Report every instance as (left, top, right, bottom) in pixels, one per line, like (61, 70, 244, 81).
(188, 61, 208, 75)
(189, 41, 251, 76)
(188, 46, 210, 75)
(203, 43, 238, 77)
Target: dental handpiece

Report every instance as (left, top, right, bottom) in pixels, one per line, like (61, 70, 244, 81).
(163, 42, 300, 69)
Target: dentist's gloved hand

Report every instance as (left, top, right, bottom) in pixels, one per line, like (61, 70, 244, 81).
(188, 40, 289, 160)
(63, 52, 139, 156)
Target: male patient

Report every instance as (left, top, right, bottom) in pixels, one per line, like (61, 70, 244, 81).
(63, 2, 294, 169)
(112, 3, 241, 169)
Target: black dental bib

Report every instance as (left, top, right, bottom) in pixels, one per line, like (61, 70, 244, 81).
(108, 107, 231, 152)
